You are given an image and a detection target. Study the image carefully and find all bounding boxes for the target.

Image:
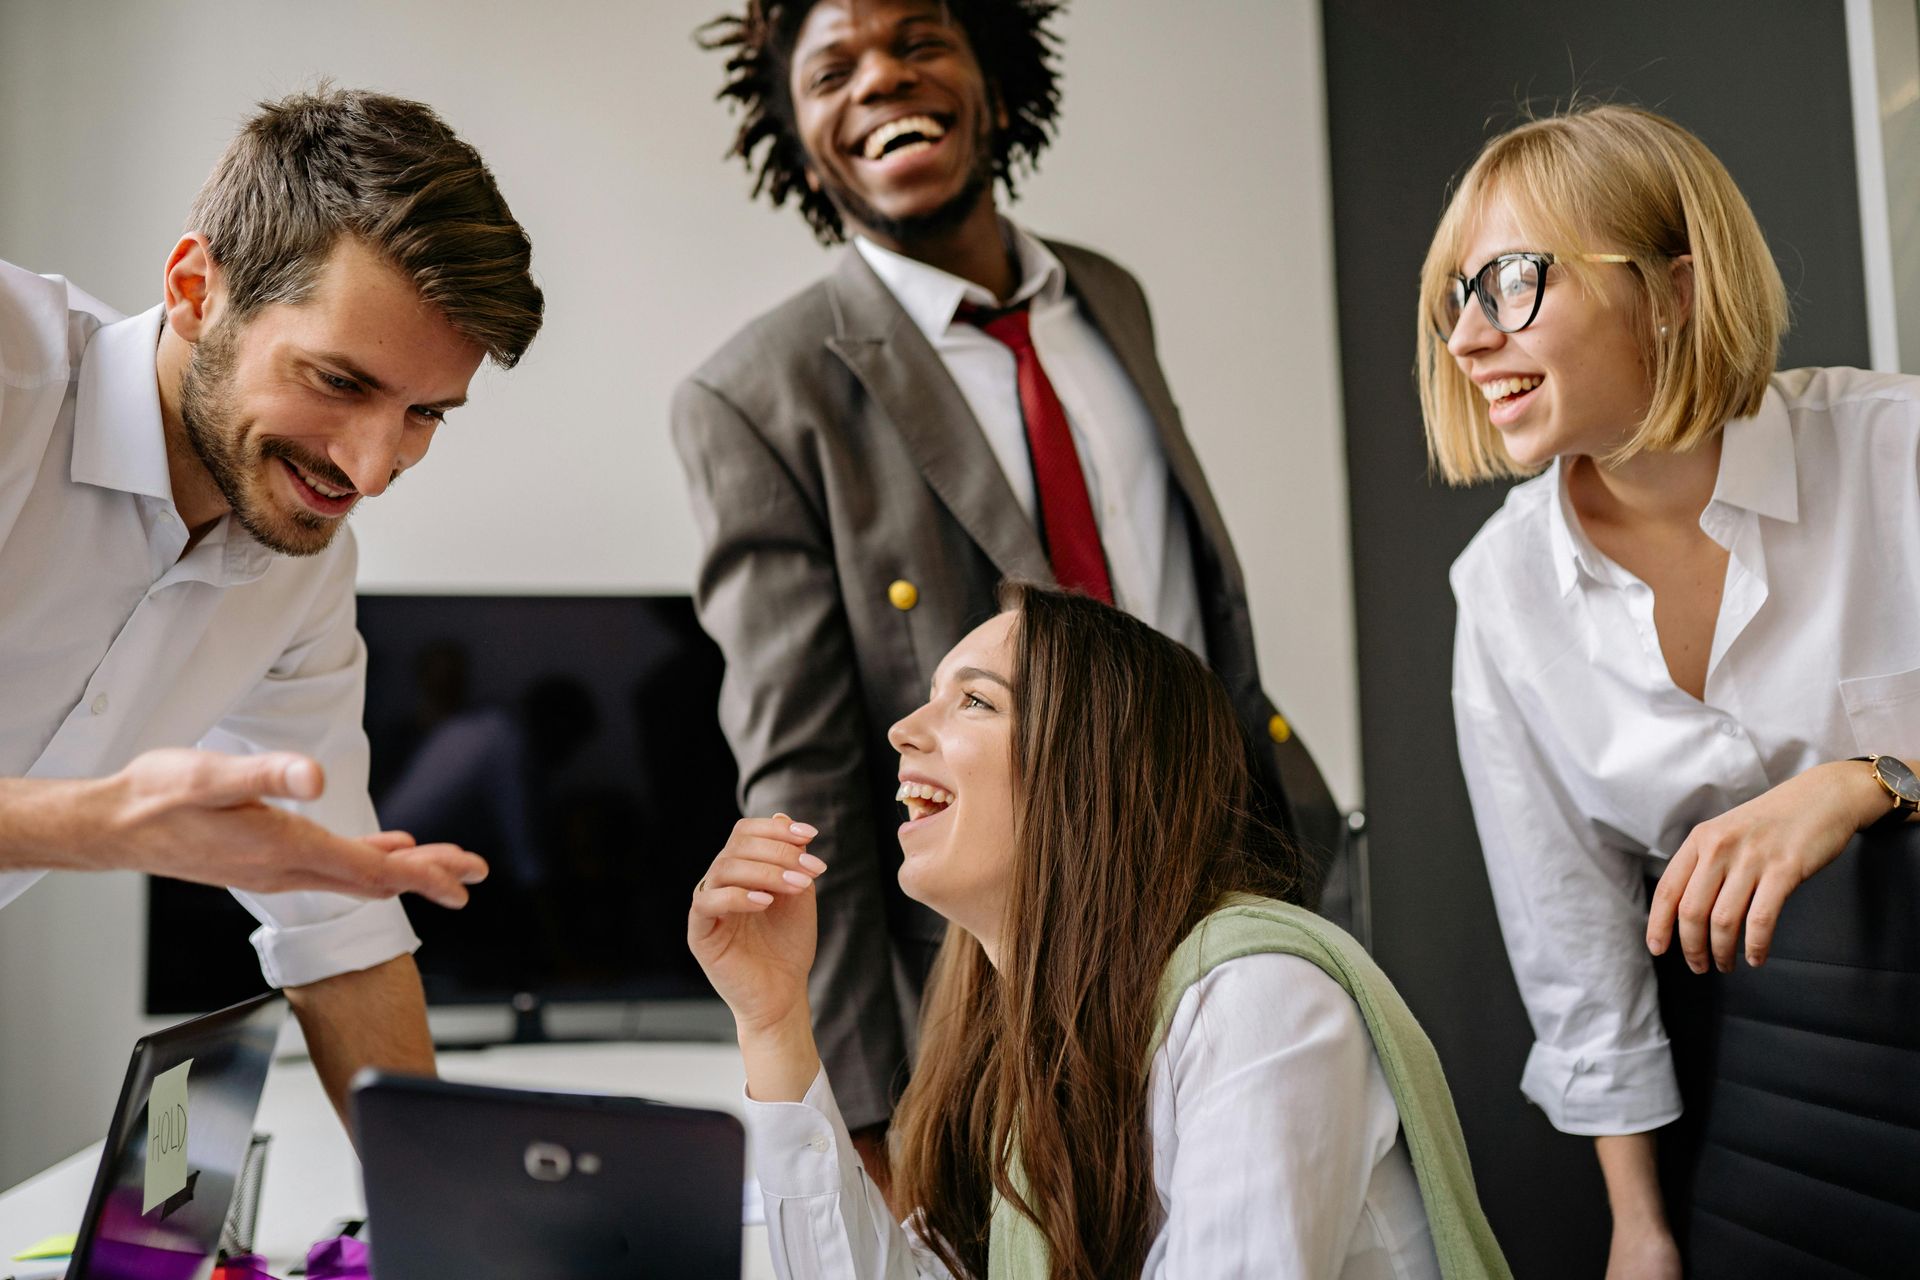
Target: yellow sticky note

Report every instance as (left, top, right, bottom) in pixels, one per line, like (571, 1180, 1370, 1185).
(144, 1059, 192, 1215)
(11, 1234, 76, 1261)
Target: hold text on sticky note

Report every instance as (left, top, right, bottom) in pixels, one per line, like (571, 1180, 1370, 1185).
(144, 1059, 192, 1215)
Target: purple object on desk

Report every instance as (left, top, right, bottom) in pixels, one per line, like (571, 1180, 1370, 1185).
(305, 1235, 371, 1280)
(85, 1238, 210, 1280)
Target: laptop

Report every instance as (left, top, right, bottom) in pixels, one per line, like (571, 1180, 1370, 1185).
(12, 993, 286, 1280)
(353, 1072, 745, 1279)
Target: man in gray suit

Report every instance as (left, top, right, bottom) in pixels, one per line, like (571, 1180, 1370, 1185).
(675, 0, 1341, 1189)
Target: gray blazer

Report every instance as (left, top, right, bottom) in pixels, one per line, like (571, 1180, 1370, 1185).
(671, 241, 1341, 1128)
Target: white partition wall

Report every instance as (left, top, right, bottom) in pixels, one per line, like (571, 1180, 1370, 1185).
(1847, 0, 1920, 372)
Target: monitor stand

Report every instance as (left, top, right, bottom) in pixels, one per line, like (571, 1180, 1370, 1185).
(510, 991, 550, 1044)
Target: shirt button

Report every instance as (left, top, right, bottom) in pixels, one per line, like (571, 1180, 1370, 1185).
(1719, 720, 1739, 738)
(90, 693, 110, 716)
(808, 1133, 831, 1154)
(888, 579, 918, 612)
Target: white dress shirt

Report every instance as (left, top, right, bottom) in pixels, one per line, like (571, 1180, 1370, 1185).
(854, 223, 1208, 659)
(747, 953, 1439, 1279)
(0, 260, 419, 988)
(1450, 366, 1920, 1135)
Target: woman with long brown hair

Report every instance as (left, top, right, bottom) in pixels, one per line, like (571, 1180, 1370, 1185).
(689, 584, 1506, 1278)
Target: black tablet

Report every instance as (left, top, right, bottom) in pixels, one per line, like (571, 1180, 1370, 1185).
(351, 1072, 745, 1279)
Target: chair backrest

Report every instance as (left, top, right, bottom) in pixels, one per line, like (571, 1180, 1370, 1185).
(1656, 824, 1920, 1278)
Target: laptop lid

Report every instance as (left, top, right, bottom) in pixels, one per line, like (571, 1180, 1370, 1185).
(353, 1072, 744, 1279)
(66, 993, 286, 1280)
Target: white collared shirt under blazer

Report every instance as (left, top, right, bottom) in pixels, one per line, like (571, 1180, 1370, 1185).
(854, 222, 1207, 659)
(1451, 366, 1920, 1136)
(746, 952, 1439, 1279)
(0, 260, 419, 987)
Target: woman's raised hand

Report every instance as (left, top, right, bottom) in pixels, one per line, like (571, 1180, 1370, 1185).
(688, 814, 826, 1035)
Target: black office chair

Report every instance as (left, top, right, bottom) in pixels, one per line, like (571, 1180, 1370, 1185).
(1656, 823, 1920, 1279)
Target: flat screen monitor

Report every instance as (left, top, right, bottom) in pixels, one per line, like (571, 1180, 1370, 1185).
(145, 594, 740, 1018)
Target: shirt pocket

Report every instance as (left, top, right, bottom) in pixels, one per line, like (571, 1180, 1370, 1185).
(1839, 665, 1920, 759)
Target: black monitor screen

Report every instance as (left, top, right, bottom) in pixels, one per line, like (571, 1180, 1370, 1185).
(146, 594, 740, 1015)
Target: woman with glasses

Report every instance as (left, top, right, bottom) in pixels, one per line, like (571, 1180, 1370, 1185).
(689, 584, 1507, 1279)
(1422, 104, 1920, 1277)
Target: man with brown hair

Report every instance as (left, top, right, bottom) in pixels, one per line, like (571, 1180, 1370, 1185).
(0, 86, 542, 1125)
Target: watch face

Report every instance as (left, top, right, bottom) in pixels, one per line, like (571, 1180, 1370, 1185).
(1876, 756, 1920, 804)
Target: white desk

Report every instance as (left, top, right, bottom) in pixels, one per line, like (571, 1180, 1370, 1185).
(0, 1041, 775, 1279)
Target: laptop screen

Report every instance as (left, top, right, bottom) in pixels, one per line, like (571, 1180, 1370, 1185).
(67, 994, 285, 1280)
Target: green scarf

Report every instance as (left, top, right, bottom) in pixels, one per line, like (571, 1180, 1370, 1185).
(985, 896, 1511, 1278)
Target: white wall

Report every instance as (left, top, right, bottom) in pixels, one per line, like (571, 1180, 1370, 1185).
(0, 0, 1356, 1186)
(1845, 0, 1920, 373)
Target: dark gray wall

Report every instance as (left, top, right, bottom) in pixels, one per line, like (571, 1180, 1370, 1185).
(1321, 2, 1871, 1273)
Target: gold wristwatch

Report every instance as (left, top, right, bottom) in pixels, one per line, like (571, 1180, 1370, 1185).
(1853, 755, 1920, 827)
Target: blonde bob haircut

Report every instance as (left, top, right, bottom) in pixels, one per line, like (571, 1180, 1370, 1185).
(1417, 104, 1788, 484)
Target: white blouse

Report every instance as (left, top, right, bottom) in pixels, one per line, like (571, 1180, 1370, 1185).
(1450, 366, 1920, 1136)
(745, 952, 1440, 1279)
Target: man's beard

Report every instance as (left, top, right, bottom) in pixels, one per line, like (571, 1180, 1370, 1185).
(178, 321, 343, 558)
(823, 120, 996, 247)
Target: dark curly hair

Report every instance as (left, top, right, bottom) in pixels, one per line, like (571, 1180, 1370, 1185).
(700, 0, 1065, 244)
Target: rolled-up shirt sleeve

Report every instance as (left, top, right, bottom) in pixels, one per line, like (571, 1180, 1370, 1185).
(1452, 609, 1681, 1136)
(201, 537, 419, 989)
(746, 1069, 952, 1279)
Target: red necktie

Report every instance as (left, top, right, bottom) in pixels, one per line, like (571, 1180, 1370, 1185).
(959, 304, 1114, 604)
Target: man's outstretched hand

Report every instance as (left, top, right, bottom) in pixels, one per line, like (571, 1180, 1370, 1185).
(10, 747, 487, 906)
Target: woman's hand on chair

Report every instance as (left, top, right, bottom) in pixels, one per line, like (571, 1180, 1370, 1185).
(1646, 761, 1892, 972)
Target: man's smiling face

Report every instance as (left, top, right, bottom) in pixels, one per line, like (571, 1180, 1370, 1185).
(179, 236, 483, 557)
(787, 0, 1002, 244)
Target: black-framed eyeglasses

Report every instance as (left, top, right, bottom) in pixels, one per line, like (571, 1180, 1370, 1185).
(1436, 251, 1634, 339)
